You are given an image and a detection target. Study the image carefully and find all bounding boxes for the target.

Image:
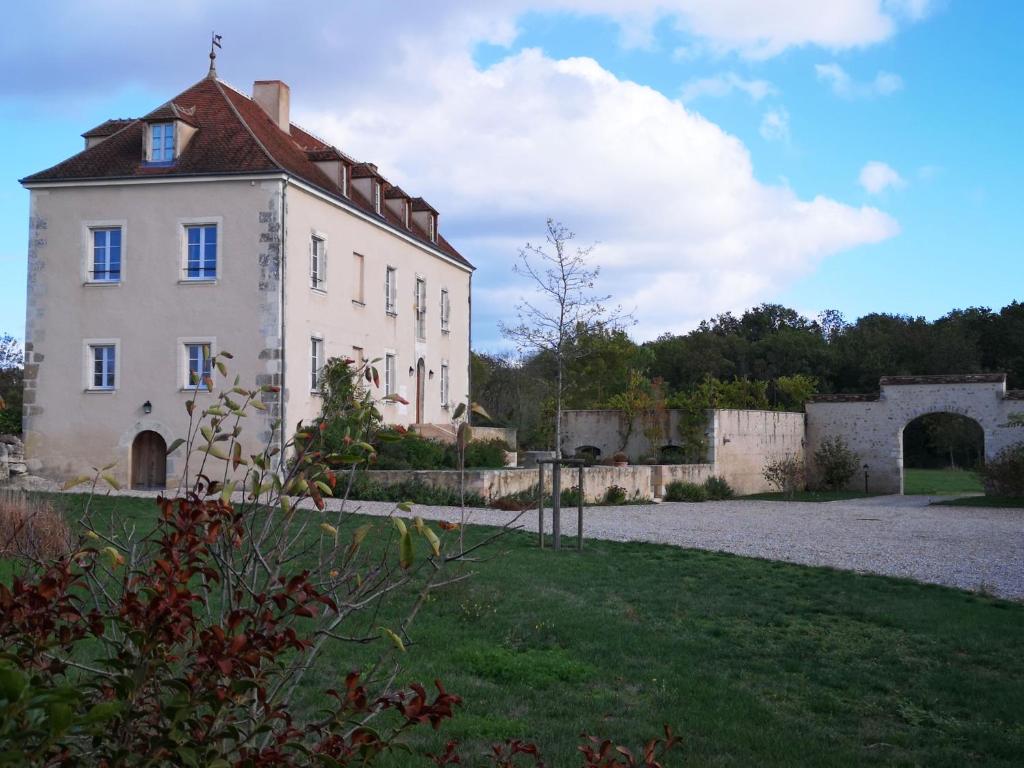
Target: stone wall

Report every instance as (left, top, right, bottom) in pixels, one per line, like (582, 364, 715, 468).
(710, 409, 807, 495)
(0, 436, 27, 483)
(364, 464, 669, 503)
(560, 407, 805, 495)
(806, 375, 1023, 494)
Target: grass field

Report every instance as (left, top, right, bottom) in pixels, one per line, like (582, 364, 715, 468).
(741, 490, 876, 502)
(932, 495, 1024, 508)
(903, 468, 984, 495)
(14, 493, 1024, 766)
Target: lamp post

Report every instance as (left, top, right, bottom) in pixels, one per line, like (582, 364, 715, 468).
(863, 463, 869, 495)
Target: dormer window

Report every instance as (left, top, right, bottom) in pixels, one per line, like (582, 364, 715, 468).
(404, 202, 410, 228)
(429, 214, 436, 243)
(340, 165, 348, 196)
(150, 123, 175, 163)
(374, 182, 382, 214)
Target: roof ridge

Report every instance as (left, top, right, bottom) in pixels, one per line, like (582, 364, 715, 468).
(211, 78, 282, 173)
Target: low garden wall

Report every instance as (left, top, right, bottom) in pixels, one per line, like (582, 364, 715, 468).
(365, 463, 717, 503)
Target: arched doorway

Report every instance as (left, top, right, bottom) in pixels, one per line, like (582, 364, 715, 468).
(901, 412, 983, 495)
(131, 430, 167, 490)
(415, 358, 426, 424)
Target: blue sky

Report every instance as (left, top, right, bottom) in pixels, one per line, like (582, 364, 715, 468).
(1, 1, 1021, 349)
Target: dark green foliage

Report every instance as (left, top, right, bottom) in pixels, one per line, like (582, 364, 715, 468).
(473, 301, 1024, 451)
(979, 443, 1024, 497)
(347, 474, 487, 507)
(702, 476, 734, 500)
(0, 334, 23, 435)
(370, 430, 451, 470)
(812, 436, 861, 490)
(663, 481, 707, 502)
(462, 439, 511, 470)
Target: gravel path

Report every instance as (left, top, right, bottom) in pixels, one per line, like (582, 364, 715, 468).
(327, 494, 1024, 600)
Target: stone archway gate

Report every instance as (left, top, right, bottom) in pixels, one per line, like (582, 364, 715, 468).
(806, 374, 1024, 494)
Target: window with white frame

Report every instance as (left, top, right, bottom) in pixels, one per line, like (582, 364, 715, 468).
(374, 183, 382, 214)
(184, 342, 213, 388)
(352, 253, 365, 304)
(440, 362, 449, 407)
(150, 123, 175, 163)
(440, 288, 450, 332)
(385, 267, 397, 314)
(91, 227, 122, 282)
(384, 353, 396, 396)
(428, 214, 436, 243)
(311, 337, 324, 391)
(415, 277, 427, 340)
(340, 165, 348, 196)
(89, 344, 116, 390)
(351, 346, 364, 367)
(310, 235, 326, 290)
(184, 224, 217, 280)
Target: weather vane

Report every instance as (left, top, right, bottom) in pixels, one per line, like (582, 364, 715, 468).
(208, 32, 223, 78)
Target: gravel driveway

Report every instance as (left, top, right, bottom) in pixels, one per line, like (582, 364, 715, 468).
(329, 494, 1024, 600)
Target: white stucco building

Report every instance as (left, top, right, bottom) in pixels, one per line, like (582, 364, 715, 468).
(20, 68, 473, 488)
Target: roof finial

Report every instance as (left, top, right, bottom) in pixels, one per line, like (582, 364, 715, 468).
(208, 32, 223, 78)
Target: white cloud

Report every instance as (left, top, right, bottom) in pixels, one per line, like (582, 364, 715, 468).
(759, 107, 791, 142)
(815, 63, 904, 98)
(859, 161, 907, 194)
(1, 2, 907, 343)
(303, 49, 897, 341)
(682, 72, 776, 102)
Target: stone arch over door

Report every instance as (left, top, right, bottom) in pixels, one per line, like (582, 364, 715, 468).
(806, 375, 1024, 494)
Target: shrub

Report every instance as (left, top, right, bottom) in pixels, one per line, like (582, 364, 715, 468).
(658, 445, 688, 464)
(762, 454, 806, 498)
(0, 490, 72, 560)
(462, 438, 511, 469)
(612, 452, 628, 464)
(371, 429, 450, 470)
(604, 484, 628, 505)
(702, 476, 734, 500)
(560, 485, 583, 507)
(979, 442, 1024, 497)
(813, 436, 860, 490)
(664, 481, 708, 502)
(348, 474, 487, 507)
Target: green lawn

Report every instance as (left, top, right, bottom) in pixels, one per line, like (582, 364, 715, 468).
(22, 494, 1024, 766)
(741, 490, 877, 502)
(931, 495, 1024, 508)
(903, 467, 984, 495)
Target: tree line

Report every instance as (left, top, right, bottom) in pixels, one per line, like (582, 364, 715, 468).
(472, 301, 1024, 450)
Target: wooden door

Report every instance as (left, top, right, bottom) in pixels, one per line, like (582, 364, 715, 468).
(131, 431, 167, 489)
(415, 359, 425, 424)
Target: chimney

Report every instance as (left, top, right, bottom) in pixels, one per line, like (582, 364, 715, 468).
(252, 80, 290, 133)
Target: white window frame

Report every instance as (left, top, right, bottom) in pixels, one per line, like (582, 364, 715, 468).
(374, 182, 382, 214)
(83, 338, 120, 392)
(81, 219, 127, 285)
(352, 252, 365, 305)
(340, 164, 348, 196)
(415, 276, 427, 341)
(310, 335, 324, 392)
(351, 346, 364, 367)
(149, 122, 175, 163)
(384, 352, 397, 398)
(310, 232, 327, 292)
(428, 214, 436, 243)
(179, 337, 217, 391)
(440, 288, 450, 333)
(440, 361, 449, 408)
(385, 266, 397, 315)
(178, 217, 223, 284)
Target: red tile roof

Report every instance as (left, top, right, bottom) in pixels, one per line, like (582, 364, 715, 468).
(81, 118, 135, 138)
(23, 76, 470, 269)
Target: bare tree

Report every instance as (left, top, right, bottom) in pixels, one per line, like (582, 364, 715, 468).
(500, 219, 629, 457)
